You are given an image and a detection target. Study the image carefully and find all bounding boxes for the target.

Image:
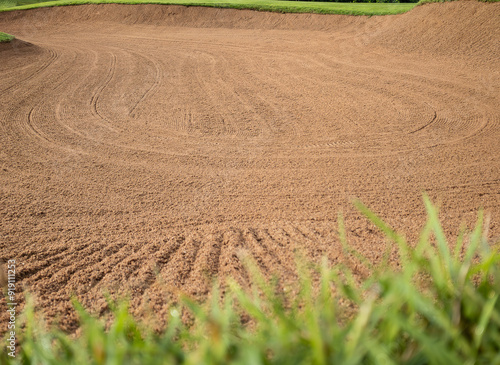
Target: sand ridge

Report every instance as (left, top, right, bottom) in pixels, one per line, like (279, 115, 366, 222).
(0, 2, 499, 331)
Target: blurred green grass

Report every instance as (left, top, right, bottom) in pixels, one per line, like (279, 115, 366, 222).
(3, 196, 500, 364)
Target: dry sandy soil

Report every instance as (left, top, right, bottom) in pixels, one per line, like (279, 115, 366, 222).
(0, 1, 499, 331)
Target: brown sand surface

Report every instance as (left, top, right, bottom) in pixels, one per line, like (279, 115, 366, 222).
(0, 2, 499, 331)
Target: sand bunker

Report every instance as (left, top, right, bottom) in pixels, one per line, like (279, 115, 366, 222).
(0, 1, 499, 331)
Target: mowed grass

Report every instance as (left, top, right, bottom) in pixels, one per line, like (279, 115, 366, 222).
(0, 31, 14, 41)
(0, 0, 417, 15)
(2, 197, 500, 364)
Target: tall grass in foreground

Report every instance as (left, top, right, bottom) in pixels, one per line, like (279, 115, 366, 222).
(3, 196, 500, 364)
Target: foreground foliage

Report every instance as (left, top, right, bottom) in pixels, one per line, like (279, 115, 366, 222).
(3, 197, 500, 364)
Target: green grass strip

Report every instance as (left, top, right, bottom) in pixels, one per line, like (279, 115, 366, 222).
(0, 31, 14, 42)
(0, 0, 417, 16)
